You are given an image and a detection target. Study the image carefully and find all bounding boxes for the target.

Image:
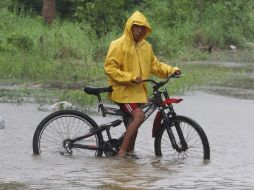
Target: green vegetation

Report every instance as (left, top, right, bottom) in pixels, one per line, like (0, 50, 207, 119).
(0, 0, 253, 105)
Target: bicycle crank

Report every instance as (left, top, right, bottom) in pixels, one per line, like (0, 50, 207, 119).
(104, 139, 121, 156)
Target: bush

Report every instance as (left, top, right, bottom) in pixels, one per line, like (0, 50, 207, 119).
(7, 34, 34, 51)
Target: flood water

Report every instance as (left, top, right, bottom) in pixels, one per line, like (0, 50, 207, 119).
(1, 92, 254, 189)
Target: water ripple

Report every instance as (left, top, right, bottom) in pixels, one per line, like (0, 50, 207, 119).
(1, 93, 254, 189)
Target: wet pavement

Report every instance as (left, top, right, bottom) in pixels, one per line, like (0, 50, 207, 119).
(1, 91, 254, 189)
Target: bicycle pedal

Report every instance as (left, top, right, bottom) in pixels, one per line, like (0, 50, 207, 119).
(60, 150, 73, 156)
(111, 119, 122, 127)
(100, 119, 122, 129)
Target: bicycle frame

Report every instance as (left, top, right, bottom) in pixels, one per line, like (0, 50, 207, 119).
(69, 75, 188, 154)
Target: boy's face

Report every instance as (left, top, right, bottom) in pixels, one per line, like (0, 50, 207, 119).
(132, 24, 146, 42)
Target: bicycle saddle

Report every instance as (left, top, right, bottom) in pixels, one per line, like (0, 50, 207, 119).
(84, 86, 113, 95)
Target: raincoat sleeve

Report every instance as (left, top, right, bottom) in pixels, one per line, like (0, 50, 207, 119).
(104, 42, 136, 84)
(151, 49, 179, 78)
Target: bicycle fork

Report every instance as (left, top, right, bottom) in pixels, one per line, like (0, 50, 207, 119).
(163, 116, 188, 153)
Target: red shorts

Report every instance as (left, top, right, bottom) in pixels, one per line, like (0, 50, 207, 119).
(118, 103, 141, 114)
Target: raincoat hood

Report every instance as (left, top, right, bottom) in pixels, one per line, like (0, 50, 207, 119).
(124, 11, 151, 42)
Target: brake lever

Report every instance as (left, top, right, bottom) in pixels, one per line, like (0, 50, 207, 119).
(170, 74, 184, 79)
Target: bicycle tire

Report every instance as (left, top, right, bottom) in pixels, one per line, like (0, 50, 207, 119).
(154, 115, 210, 161)
(33, 110, 104, 157)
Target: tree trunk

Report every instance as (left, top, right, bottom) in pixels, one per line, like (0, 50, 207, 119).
(42, 0, 55, 24)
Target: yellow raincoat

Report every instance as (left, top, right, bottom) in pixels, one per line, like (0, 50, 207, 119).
(104, 11, 179, 103)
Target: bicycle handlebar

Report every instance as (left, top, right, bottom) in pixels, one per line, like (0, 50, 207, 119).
(142, 74, 183, 90)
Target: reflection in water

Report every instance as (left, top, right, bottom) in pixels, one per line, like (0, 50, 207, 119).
(0, 182, 31, 190)
(1, 92, 254, 189)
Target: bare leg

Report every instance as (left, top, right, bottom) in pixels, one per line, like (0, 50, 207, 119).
(118, 108, 144, 157)
(124, 116, 138, 153)
(126, 131, 137, 153)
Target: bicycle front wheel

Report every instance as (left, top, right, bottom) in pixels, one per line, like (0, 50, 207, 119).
(154, 115, 210, 161)
(33, 110, 104, 157)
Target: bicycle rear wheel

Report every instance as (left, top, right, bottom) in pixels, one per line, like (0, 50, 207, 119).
(154, 115, 210, 161)
(33, 110, 104, 157)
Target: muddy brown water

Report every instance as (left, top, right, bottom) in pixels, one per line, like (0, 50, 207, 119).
(0, 92, 254, 189)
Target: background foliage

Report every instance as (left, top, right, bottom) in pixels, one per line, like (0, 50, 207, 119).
(0, 0, 254, 104)
(2, 0, 254, 62)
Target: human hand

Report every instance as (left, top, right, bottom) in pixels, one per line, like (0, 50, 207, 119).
(174, 70, 181, 76)
(133, 76, 143, 84)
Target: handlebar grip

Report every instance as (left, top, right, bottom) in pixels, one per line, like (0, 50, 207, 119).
(170, 74, 183, 78)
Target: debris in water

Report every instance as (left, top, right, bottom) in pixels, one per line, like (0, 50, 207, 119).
(49, 101, 74, 111)
(0, 116, 6, 129)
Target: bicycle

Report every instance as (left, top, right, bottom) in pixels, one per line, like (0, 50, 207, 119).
(33, 75, 210, 161)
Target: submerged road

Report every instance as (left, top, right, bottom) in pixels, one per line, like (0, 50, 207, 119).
(0, 92, 254, 189)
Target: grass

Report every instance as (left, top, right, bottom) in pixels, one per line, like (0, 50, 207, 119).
(1, 60, 246, 105)
(0, 86, 98, 107)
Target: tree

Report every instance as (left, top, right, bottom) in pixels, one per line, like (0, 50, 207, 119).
(42, 0, 55, 24)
